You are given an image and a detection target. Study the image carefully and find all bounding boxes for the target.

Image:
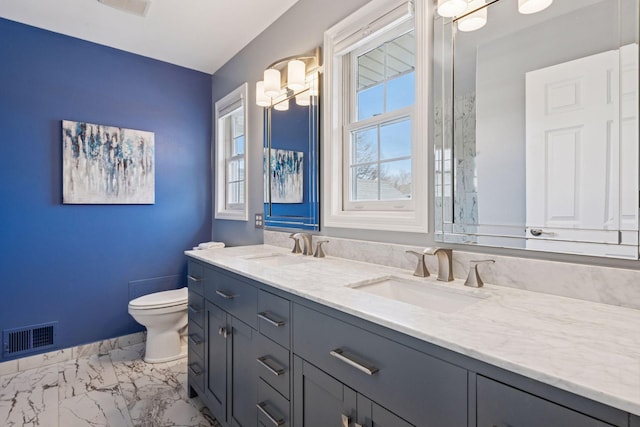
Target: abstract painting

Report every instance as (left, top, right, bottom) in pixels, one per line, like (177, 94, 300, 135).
(62, 120, 155, 204)
(268, 149, 303, 203)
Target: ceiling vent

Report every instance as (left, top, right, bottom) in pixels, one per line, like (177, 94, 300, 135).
(97, 0, 152, 17)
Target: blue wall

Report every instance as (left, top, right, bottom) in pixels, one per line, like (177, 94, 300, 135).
(0, 18, 212, 360)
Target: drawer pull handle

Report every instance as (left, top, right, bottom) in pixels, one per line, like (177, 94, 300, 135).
(188, 363, 202, 376)
(330, 348, 379, 376)
(258, 311, 285, 327)
(215, 289, 236, 299)
(187, 275, 202, 282)
(218, 327, 230, 338)
(256, 402, 284, 426)
(188, 305, 201, 315)
(188, 334, 202, 345)
(256, 356, 285, 376)
(341, 414, 351, 427)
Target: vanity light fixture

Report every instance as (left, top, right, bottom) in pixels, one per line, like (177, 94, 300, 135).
(448, 0, 553, 32)
(255, 47, 320, 108)
(518, 0, 553, 14)
(457, 0, 487, 31)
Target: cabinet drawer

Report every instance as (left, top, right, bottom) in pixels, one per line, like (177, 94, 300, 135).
(188, 321, 204, 358)
(205, 267, 258, 328)
(477, 376, 614, 427)
(256, 334, 290, 400)
(187, 260, 204, 295)
(258, 290, 291, 349)
(188, 351, 205, 394)
(293, 304, 467, 426)
(257, 379, 290, 427)
(188, 289, 205, 328)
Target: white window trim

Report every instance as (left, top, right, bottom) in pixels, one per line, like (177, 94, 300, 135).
(323, 0, 428, 232)
(215, 83, 249, 221)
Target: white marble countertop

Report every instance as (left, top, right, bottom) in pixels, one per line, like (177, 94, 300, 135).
(186, 244, 640, 416)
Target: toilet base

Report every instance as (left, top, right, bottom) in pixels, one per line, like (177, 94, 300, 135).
(143, 328, 187, 364)
(144, 348, 187, 364)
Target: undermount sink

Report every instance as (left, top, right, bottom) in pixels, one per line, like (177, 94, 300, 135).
(348, 276, 486, 313)
(243, 252, 311, 267)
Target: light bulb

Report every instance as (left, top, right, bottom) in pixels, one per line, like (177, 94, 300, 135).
(255, 81, 270, 107)
(264, 68, 281, 98)
(273, 99, 289, 111)
(457, 0, 487, 32)
(518, 0, 553, 14)
(295, 91, 311, 106)
(437, 0, 468, 17)
(287, 60, 306, 91)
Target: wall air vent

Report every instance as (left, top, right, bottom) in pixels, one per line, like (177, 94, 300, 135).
(3, 322, 57, 358)
(97, 0, 152, 17)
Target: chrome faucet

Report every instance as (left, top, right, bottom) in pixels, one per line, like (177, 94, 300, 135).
(292, 232, 314, 256)
(423, 247, 454, 282)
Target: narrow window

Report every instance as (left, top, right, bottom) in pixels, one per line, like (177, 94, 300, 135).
(215, 83, 249, 221)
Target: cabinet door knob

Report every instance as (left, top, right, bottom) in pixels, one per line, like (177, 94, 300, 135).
(257, 402, 284, 426)
(218, 327, 230, 338)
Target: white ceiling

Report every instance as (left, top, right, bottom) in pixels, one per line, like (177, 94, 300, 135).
(0, 0, 300, 74)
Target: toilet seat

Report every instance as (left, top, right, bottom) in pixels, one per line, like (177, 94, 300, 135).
(128, 287, 188, 310)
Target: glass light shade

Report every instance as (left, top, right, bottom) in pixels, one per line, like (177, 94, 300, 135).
(437, 0, 468, 17)
(263, 68, 281, 98)
(273, 99, 289, 111)
(457, 0, 487, 32)
(518, 0, 553, 14)
(256, 81, 271, 107)
(295, 91, 311, 106)
(287, 60, 306, 91)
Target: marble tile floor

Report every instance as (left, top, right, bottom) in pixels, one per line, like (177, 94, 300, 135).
(0, 343, 222, 427)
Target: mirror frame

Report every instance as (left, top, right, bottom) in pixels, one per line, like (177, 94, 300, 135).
(433, 0, 639, 258)
(263, 72, 320, 231)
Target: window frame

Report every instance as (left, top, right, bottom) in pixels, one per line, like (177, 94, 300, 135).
(323, 0, 428, 232)
(215, 83, 249, 221)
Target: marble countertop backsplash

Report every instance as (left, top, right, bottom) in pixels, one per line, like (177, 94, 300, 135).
(264, 230, 640, 311)
(186, 242, 640, 417)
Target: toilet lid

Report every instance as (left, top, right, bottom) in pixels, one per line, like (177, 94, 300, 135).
(129, 287, 188, 309)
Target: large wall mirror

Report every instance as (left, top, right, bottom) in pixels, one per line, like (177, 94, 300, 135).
(263, 72, 319, 230)
(434, 0, 639, 259)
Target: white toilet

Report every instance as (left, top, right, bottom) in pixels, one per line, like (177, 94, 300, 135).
(128, 287, 189, 363)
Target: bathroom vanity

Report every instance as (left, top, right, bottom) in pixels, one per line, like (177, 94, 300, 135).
(185, 245, 640, 427)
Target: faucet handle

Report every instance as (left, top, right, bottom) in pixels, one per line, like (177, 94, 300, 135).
(289, 233, 302, 254)
(314, 240, 329, 258)
(464, 260, 495, 288)
(406, 250, 430, 277)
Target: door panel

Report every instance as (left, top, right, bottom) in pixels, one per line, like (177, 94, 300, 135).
(205, 301, 228, 421)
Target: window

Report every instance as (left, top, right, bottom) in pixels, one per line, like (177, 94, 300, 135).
(215, 83, 248, 221)
(324, 0, 427, 232)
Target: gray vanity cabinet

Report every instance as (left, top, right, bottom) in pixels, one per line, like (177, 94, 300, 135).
(187, 258, 636, 427)
(292, 303, 467, 426)
(476, 376, 615, 427)
(293, 356, 414, 427)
